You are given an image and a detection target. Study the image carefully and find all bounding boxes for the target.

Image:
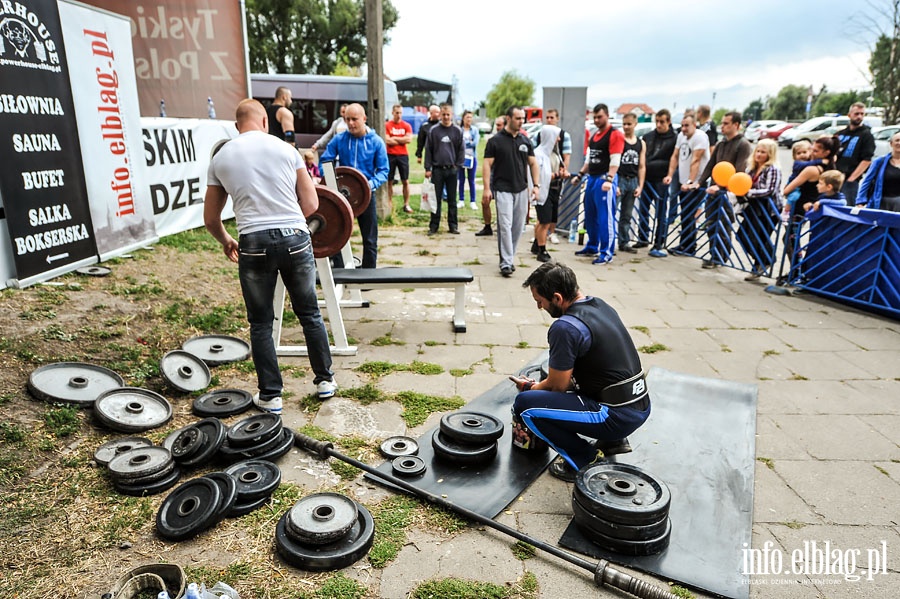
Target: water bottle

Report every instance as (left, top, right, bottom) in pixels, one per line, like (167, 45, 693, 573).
(207, 97, 216, 119)
(159, 99, 166, 117)
(185, 582, 201, 599)
(568, 219, 577, 243)
(157, 592, 170, 599)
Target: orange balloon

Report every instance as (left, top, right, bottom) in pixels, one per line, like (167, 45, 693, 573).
(712, 161, 736, 187)
(728, 172, 753, 196)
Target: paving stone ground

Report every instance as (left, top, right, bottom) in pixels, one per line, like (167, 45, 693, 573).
(277, 217, 899, 599)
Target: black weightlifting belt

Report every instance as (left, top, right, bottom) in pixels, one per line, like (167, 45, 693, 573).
(599, 371, 649, 408)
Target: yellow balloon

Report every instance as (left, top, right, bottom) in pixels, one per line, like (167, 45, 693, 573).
(728, 172, 753, 196)
(712, 162, 736, 187)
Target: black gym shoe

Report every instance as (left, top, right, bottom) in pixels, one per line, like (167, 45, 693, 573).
(633, 241, 649, 249)
(536, 249, 552, 263)
(531, 240, 539, 255)
(475, 225, 493, 236)
(618, 245, 638, 254)
(593, 437, 633, 457)
(500, 265, 513, 277)
(548, 459, 577, 482)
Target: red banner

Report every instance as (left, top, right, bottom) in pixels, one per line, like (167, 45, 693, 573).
(83, 0, 248, 118)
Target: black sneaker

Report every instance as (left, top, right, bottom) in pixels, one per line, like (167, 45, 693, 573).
(633, 241, 650, 249)
(548, 459, 577, 482)
(593, 437, 632, 456)
(475, 225, 493, 236)
(427, 229, 437, 236)
(449, 229, 460, 235)
(536, 249, 552, 263)
(618, 245, 637, 254)
(530, 240, 539, 255)
(500, 265, 513, 277)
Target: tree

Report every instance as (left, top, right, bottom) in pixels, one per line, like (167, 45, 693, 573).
(811, 88, 867, 117)
(485, 71, 535, 119)
(763, 84, 809, 120)
(712, 107, 733, 123)
(853, 0, 900, 122)
(246, 0, 398, 75)
(743, 98, 766, 122)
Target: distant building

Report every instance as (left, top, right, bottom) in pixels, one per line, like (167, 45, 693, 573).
(614, 103, 655, 120)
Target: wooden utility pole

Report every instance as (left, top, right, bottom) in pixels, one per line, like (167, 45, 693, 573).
(365, 0, 389, 218)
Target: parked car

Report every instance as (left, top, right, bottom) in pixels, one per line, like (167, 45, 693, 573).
(744, 120, 788, 142)
(759, 122, 795, 141)
(473, 118, 492, 135)
(778, 115, 850, 147)
(872, 124, 900, 158)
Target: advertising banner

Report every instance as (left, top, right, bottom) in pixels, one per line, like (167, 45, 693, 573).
(142, 117, 235, 237)
(59, 0, 157, 259)
(83, 0, 249, 118)
(0, 0, 98, 284)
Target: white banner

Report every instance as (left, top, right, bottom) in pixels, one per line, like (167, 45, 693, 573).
(142, 117, 235, 237)
(59, 0, 157, 259)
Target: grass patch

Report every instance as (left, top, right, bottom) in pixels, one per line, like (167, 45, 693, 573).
(44, 406, 80, 437)
(874, 465, 889, 476)
(423, 340, 446, 347)
(757, 457, 775, 470)
(0, 422, 27, 444)
(369, 495, 418, 568)
(156, 221, 237, 253)
(356, 360, 443, 377)
(789, 373, 808, 381)
(411, 572, 538, 599)
(782, 520, 807, 529)
(315, 573, 367, 599)
(449, 367, 474, 377)
(99, 495, 155, 543)
(340, 383, 386, 404)
(638, 343, 669, 354)
(670, 585, 695, 598)
(330, 460, 361, 480)
(419, 503, 468, 534)
(632, 325, 650, 335)
(511, 540, 536, 560)
(395, 391, 465, 427)
(516, 341, 529, 349)
(372, 332, 406, 346)
(462, 257, 481, 265)
(763, 349, 780, 356)
(721, 345, 732, 353)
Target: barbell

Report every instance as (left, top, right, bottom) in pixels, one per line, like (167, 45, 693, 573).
(309, 167, 371, 259)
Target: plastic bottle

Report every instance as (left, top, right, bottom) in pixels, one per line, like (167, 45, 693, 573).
(207, 97, 216, 119)
(185, 582, 201, 599)
(568, 219, 577, 243)
(159, 99, 166, 117)
(157, 592, 171, 599)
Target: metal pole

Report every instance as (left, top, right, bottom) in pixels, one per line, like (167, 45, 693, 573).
(293, 431, 678, 599)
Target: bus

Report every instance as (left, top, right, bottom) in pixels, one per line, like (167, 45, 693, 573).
(251, 74, 400, 148)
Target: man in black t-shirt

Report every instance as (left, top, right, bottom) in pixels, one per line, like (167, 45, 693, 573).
(836, 102, 876, 205)
(266, 86, 296, 146)
(482, 106, 539, 277)
(511, 262, 650, 482)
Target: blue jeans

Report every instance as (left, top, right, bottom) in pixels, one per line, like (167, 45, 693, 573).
(458, 157, 477, 203)
(238, 228, 333, 400)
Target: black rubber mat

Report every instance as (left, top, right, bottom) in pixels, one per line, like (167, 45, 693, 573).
(559, 367, 757, 599)
(366, 352, 556, 518)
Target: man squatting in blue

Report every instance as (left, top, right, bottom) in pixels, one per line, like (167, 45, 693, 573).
(511, 262, 651, 481)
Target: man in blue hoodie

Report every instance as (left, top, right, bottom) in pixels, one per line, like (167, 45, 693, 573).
(321, 103, 389, 268)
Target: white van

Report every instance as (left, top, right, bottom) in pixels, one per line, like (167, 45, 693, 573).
(251, 74, 400, 148)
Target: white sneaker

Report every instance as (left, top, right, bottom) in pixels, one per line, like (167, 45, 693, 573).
(252, 393, 283, 415)
(457, 200, 464, 208)
(549, 233, 560, 244)
(317, 379, 338, 399)
(469, 202, 478, 210)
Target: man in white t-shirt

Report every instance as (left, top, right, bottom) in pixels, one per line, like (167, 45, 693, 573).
(204, 99, 337, 414)
(663, 115, 709, 254)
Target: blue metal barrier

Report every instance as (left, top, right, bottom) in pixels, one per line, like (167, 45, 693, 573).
(785, 205, 900, 319)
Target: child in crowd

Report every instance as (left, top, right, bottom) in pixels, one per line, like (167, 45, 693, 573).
(781, 141, 827, 222)
(304, 150, 322, 183)
(803, 170, 846, 213)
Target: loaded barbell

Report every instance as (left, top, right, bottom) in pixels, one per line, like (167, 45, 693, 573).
(309, 166, 371, 259)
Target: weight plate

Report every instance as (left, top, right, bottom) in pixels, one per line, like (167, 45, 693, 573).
(431, 430, 498, 466)
(114, 466, 181, 497)
(178, 418, 227, 469)
(391, 455, 426, 477)
(94, 387, 173, 433)
(28, 362, 124, 407)
(75, 265, 111, 276)
(439, 411, 504, 444)
(286, 493, 359, 546)
(218, 424, 287, 459)
(275, 502, 375, 571)
(182, 335, 250, 366)
(574, 463, 671, 526)
(170, 426, 207, 461)
(156, 477, 223, 542)
(379, 436, 419, 459)
(575, 515, 672, 556)
(204, 472, 239, 523)
(107, 446, 173, 481)
(224, 459, 282, 502)
(311, 185, 355, 259)
(572, 495, 670, 541)
(159, 350, 211, 393)
(192, 389, 253, 417)
(94, 436, 153, 467)
(246, 427, 295, 463)
(334, 166, 372, 217)
(227, 413, 282, 448)
(226, 494, 270, 518)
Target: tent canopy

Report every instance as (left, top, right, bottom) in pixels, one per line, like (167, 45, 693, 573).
(395, 77, 453, 107)
(394, 77, 452, 92)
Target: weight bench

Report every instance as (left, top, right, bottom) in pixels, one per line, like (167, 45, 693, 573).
(331, 266, 474, 333)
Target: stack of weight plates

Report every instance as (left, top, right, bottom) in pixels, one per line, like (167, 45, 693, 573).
(93, 387, 173, 433)
(379, 436, 426, 477)
(275, 492, 375, 571)
(163, 418, 227, 469)
(106, 445, 181, 496)
(192, 389, 253, 418)
(431, 411, 504, 466)
(156, 474, 238, 541)
(218, 413, 294, 463)
(223, 459, 283, 516)
(572, 462, 672, 556)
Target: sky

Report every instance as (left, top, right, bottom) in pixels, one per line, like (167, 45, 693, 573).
(381, 0, 882, 116)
